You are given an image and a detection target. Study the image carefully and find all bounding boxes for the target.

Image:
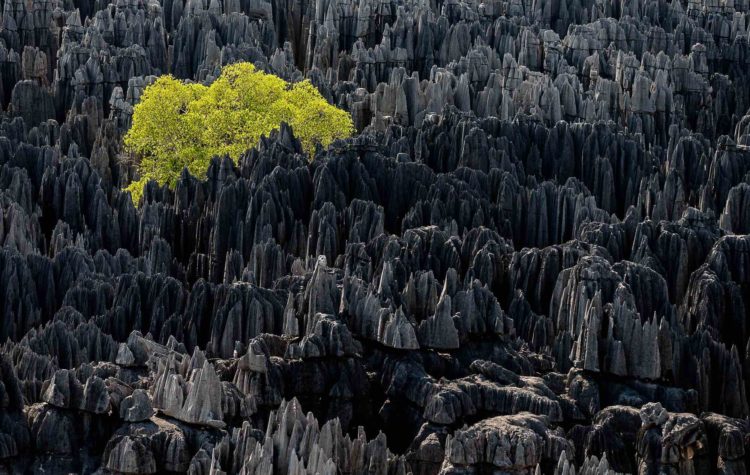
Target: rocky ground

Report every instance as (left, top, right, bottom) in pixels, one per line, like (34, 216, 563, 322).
(1, 0, 750, 473)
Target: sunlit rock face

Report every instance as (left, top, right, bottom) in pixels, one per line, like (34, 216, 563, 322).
(2, 0, 750, 473)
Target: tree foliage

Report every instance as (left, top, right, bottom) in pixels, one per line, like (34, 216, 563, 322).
(124, 63, 354, 203)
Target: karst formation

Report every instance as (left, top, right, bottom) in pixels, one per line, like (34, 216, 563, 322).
(1, 0, 750, 473)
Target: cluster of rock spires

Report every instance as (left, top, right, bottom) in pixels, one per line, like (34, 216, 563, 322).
(2, 0, 750, 473)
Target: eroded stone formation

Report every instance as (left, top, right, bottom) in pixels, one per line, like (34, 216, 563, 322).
(2, 0, 750, 473)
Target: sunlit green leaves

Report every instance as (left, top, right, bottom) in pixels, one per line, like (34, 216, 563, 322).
(124, 63, 354, 204)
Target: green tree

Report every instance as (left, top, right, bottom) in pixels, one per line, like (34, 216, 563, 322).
(124, 63, 354, 203)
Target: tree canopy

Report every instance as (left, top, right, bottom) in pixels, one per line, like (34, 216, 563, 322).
(123, 63, 354, 203)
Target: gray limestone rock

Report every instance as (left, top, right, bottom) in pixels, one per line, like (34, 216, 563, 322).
(41, 369, 84, 410)
(120, 389, 155, 422)
(104, 435, 157, 474)
(441, 413, 572, 473)
(151, 351, 225, 428)
(2, 0, 750, 471)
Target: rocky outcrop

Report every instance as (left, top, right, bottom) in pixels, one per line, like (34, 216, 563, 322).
(120, 389, 154, 422)
(151, 350, 225, 428)
(636, 402, 708, 475)
(440, 413, 572, 473)
(2, 0, 750, 472)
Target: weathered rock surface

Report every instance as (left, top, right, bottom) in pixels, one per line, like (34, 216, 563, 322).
(120, 389, 154, 422)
